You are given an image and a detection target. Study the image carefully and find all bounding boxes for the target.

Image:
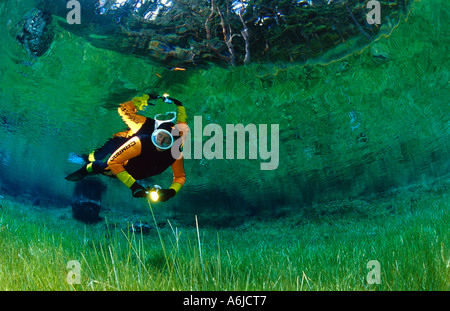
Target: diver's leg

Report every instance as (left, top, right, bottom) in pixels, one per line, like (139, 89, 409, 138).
(66, 135, 129, 182)
(65, 164, 90, 181)
(89, 136, 129, 162)
(65, 160, 108, 182)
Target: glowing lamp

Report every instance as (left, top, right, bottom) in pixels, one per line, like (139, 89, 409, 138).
(148, 185, 162, 202)
(150, 190, 159, 202)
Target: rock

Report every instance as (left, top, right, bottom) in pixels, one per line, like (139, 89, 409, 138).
(370, 42, 390, 64)
(129, 222, 153, 235)
(71, 178, 106, 224)
(72, 201, 102, 224)
(41, 0, 412, 67)
(16, 9, 54, 57)
(32, 196, 40, 206)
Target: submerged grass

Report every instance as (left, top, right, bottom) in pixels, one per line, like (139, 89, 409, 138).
(0, 181, 448, 290)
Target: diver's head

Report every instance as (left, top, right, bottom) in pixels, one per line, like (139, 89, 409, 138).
(152, 128, 173, 152)
(152, 112, 179, 152)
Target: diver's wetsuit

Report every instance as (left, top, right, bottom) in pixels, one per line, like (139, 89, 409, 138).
(88, 131, 186, 193)
(68, 99, 188, 196)
(87, 101, 157, 162)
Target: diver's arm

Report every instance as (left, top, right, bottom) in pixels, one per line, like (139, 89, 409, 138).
(154, 100, 188, 202)
(177, 105, 187, 123)
(175, 103, 190, 146)
(170, 100, 188, 193)
(170, 100, 188, 192)
(118, 101, 147, 135)
(169, 157, 186, 194)
(107, 136, 145, 197)
(116, 94, 159, 135)
(155, 157, 186, 202)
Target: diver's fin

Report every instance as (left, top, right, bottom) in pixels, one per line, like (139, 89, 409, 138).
(68, 153, 89, 165)
(65, 166, 88, 182)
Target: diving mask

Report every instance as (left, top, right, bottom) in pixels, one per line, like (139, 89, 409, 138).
(151, 112, 177, 150)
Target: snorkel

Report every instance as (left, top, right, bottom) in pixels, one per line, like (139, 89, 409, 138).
(137, 92, 182, 150)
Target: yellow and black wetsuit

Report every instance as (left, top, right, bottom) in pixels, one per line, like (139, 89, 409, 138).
(106, 134, 186, 192)
(83, 99, 188, 197)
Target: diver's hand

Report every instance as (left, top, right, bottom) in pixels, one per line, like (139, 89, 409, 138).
(157, 189, 176, 202)
(148, 94, 161, 100)
(130, 181, 148, 198)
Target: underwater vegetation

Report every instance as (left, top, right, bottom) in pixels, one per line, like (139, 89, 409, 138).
(0, 179, 448, 290)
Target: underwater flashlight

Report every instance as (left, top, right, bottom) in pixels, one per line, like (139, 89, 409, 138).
(150, 190, 159, 202)
(162, 93, 169, 98)
(148, 185, 162, 202)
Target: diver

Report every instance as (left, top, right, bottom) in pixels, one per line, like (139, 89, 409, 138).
(65, 94, 188, 202)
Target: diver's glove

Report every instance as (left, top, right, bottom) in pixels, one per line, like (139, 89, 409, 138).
(130, 181, 148, 198)
(148, 94, 161, 101)
(157, 188, 176, 202)
(132, 94, 150, 111)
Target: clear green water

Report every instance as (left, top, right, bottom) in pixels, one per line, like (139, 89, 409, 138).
(0, 0, 449, 291)
(1, 0, 448, 215)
